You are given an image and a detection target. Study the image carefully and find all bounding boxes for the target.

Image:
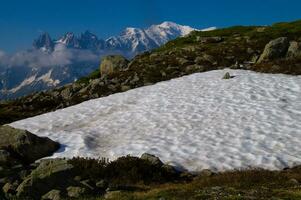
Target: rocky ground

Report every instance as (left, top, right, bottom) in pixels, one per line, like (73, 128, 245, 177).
(2, 126, 301, 200)
(0, 126, 188, 200)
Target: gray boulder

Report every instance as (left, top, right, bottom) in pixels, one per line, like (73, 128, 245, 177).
(41, 189, 62, 200)
(287, 41, 301, 58)
(16, 159, 75, 199)
(185, 65, 205, 73)
(60, 86, 73, 100)
(222, 72, 232, 79)
(195, 54, 216, 65)
(196, 36, 223, 43)
(67, 186, 87, 198)
(0, 126, 60, 164)
(140, 153, 163, 166)
(257, 37, 289, 63)
(100, 55, 129, 76)
(2, 182, 18, 196)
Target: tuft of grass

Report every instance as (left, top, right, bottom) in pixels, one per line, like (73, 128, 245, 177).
(68, 156, 180, 186)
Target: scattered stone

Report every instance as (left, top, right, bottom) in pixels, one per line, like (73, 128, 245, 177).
(60, 87, 73, 100)
(130, 73, 140, 84)
(2, 182, 17, 195)
(185, 65, 205, 73)
(257, 37, 289, 63)
(41, 189, 62, 200)
(121, 85, 131, 92)
(96, 180, 108, 190)
(196, 36, 223, 43)
(16, 159, 75, 199)
(271, 65, 281, 71)
(74, 176, 82, 182)
(80, 179, 95, 190)
(287, 41, 301, 58)
(104, 190, 122, 199)
(141, 153, 163, 166)
(177, 58, 190, 66)
(200, 169, 214, 177)
(67, 186, 86, 198)
(222, 72, 232, 79)
(100, 55, 129, 76)
(288, 178, 299, 185)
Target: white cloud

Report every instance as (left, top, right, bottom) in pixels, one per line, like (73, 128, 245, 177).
(0, 47, 99, 68)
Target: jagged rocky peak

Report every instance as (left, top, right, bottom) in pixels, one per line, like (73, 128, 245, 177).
(33, 32, 54, 52)
(79, 30, 105, 50)
(57, 32, 80, 48)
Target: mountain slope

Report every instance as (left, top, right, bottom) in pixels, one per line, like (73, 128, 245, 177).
(1, 19, 301, 124)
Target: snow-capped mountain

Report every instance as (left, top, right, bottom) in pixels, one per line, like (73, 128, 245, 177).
(33, 32, 55, 52)
(105, 21, 198, 55)
(0, 22, 215, 100)
(35, 21, 202, 55)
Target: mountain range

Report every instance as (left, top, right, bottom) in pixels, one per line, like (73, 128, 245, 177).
(0, 22, 215, 100)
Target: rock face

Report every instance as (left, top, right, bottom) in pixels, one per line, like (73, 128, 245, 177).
(100, 55, 129, 76)
(257, 37, 289, 63)
(0, 126, 60, 165)
(16, 159, 75, 199)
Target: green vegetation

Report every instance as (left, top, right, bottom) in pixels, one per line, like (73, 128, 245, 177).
(72, 166, 301, 200)
(157, 20, 301, 53)
(76, 69, 101, 84)
(69, 156, 181, 186)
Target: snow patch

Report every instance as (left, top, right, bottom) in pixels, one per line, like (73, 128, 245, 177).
(10, 69, 301, 172)
(9, 75, 37, 93)
(36, 70, 60, 86)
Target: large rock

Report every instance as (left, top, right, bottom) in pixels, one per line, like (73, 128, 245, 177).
(140, 153, 163, 166)
(100, 55, 129, 76)
(0, 126, 60, 164)
(16, 159, 75, 199)
(286, 41, 301, 58)
(257, 37, 289, 63)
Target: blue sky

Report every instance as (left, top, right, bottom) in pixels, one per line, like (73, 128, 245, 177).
(1, 0, 301, 52)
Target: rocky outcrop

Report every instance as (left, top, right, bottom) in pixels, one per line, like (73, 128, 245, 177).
(16, 159, 76, 199)
(0, 126, 60, 165)
(100, 55, 129, 76)
(257, 37, 289, 63)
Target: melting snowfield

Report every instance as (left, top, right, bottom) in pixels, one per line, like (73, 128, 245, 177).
(10, 69, 301, 172)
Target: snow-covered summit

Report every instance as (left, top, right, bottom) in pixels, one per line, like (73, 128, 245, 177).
(33, 21, 205, 55)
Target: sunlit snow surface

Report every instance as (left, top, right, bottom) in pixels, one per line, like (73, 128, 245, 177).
(10, 69, 301, 172)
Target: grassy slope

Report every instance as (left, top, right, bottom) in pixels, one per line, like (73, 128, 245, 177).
(76, 167, 301, 200)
